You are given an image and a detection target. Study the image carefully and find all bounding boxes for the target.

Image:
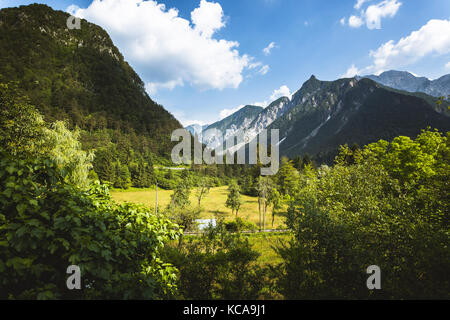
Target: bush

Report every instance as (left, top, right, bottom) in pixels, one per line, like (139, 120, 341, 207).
(225, 218, 257, 233)
(0, 152, 181, 299)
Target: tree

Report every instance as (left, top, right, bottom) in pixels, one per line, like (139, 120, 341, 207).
(275, 157, 299, 196)
(0, 83, 45, 155)
(94, 146, 116, 184)
(39, 121, 94, 189)
(167, 181, 196, 246)
(225, 180, 242, 217)
(0, 83, 94, 189)
(196, 177, 212, 206)
(267, 187, 282, 227)
(114, 162, 131, 189)
(168, 182, 191, 212)
(256, 177, 274, 231)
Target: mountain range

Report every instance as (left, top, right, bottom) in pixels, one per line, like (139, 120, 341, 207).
(269, 76, 449, 160)
(360, 70, 450, 98)
(190, 72, 450, 162)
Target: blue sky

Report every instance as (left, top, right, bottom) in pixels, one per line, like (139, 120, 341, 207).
(2, 0, 450, 126)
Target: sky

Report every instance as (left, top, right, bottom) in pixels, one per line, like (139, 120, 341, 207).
(2, 0, 450, 126)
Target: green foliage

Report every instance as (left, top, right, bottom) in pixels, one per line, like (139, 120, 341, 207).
(225, 180, 243, 216)
(166, 181, 199, 236)
(277, 129, 450, 299)
(0, 83, 45, 155)
(275, 157, 299, 197)
(39, 121, 94, 189)
(168, 182, 192, 211)
(0, 152, 181, 299)
(113, 162, 131, 189)
(225, 217, 257, 233)
(163, 221, 266, 299)
(0, 83, 94, 189)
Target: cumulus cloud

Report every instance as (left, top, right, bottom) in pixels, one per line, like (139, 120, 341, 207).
(349, 15, 364, 28)
(263, 42, 277, 55)
(368, 19, 450, 73)
(270, 85, 292, 101)
(69, 0, 262, 94)
(344, 0, 401, 30)
(191, 0, 225, 38)
(341, 64, 360, 78)
(342, 19, 450, 76)
(365, 0, 401, 29)
(340, 17, 346, 25)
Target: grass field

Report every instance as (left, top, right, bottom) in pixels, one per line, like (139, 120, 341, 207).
(244, 232, 292, 265)
(111, 186, 287, 230)
(178, 232, 292, 266)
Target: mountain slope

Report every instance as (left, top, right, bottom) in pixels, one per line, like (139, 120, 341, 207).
(362, 70, 450, 98)
(244, 97, 290, 141)
(185, 123, 209, 136)
(203, 105, 263, 147)
(0, 4, 182, 158)
(268, 76, 450, 159)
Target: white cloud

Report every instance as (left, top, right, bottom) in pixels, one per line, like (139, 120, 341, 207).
(219, 105, 245, 120)
(259, 65, 270, 75)
(354, 0, 371, 10)
(248, 61, 270, 76)
(173, 110, 208, 127)
(368, 19, 450, 73)
(191, 0, 225, 38)
(365, 0, 401, 29)
(69, 0, 261, 94)
(145, 79, 183, 96)
(263, 42, 277, 55)
(270, 85, 292, 101)
(341, 64, 360, 78)
(446, 61, 450, 70)
(218, 85, 292, 122)
(343, 0, 401, 30)
(349, 15, 364, 28)
(343, 19, 450, 76)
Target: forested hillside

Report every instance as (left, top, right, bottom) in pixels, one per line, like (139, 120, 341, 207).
(0, 4, 182, 187)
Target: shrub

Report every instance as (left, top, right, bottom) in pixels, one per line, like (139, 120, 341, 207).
(0, 152, 181, 299)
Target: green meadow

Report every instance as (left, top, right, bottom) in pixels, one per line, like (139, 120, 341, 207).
(111, 186, 287, 230)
